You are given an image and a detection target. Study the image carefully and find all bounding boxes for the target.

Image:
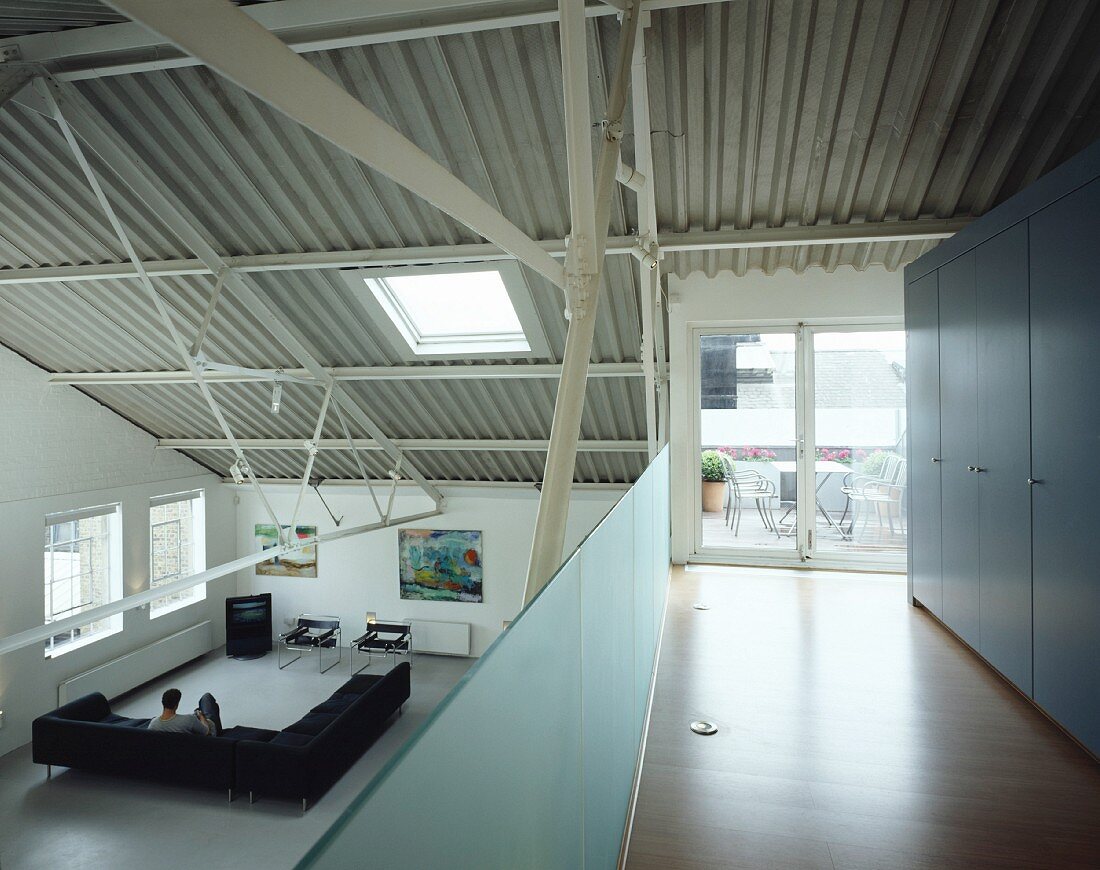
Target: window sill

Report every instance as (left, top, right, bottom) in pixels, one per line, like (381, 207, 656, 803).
(149, 592, 206, 620)
(44, 624, 122, 658)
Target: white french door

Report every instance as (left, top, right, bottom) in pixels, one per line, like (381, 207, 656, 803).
(692, 321, 906, 571)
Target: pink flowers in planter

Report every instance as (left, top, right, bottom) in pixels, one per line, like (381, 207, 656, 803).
(718, 446, 777, 461)
(815, 447, 855, 463)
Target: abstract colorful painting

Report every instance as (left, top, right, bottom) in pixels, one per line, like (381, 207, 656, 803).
(399, 529, 483, 602)
(255, 524, 318, 577)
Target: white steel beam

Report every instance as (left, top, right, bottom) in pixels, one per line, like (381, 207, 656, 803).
(158, 438, 648, 453)
(47, 361, 644, 385)
(41, 75, 445, 507)
(104, 0, 566, 291)
(0, 507, 443, 657)
(0, 220, 970, 286)
(5, 0, 719, 82)
(525, 0, 642, 603)
(243, 477, 629, 491)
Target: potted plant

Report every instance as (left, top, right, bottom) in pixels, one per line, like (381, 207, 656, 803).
(700, 450, 726, 513)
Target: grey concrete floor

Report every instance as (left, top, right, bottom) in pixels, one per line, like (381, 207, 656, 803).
(0, 647, 472, 870)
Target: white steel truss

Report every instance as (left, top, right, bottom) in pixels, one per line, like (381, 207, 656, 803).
(46, 362, 645, 385)
(0, 220, 970, 286)
(8, 0, 720, 82)
(156, 438, 648, 453)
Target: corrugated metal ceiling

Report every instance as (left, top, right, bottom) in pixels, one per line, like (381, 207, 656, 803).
(0, 1, 1098, 482)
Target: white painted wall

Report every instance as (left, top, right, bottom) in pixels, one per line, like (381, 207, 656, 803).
(235, 484, 623, 657)
(0, 345, 237, 758)
(667, 266, 905, 562)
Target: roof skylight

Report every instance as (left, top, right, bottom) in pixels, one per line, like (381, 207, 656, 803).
(350, 262, 549, 360)
(363, 268, 530, 356)
(384, 270, 524, 338)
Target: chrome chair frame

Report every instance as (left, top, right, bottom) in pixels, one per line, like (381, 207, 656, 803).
(278, 614, 343, 674)
(350, 620, 412, 676)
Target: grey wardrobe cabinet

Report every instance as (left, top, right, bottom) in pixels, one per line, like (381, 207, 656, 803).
(937, 251, 980, 650)
(905, 138, 1100, 757)
(905, 271, 942, 618)
(974, 224, 1032, 696)
(1029, 178, 1100, 754)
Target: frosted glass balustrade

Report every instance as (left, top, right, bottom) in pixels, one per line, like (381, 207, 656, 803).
(298, 448, 670, 870)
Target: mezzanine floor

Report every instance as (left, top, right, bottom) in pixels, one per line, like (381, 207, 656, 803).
(626, 565, 1100, 869)
(0, 649, 470, 870)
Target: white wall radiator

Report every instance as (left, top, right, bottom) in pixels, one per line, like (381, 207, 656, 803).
(57, 621, 214, 706)
(405, 619, 470, 656)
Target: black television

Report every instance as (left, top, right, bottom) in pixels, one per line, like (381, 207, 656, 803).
(225, 593, 272, 659)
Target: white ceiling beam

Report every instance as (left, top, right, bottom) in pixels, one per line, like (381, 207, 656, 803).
(159, 438, 648, 453)
(241, 477, 629, 491)
(0, 220, 971, 286)
(49, 362, 643, 385)
(103, 0, 566, 291)
(4, 0, 719, 82)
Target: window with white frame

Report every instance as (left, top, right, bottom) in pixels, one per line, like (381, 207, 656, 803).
(347, 262, 551, 359)
(149, 490, 206, 618)
(43, 504, 123, 657)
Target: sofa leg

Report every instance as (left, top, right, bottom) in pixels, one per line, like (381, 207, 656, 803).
(302, 798, 308, 814)
(228, 788, 234, 804)
(46, 764, 51, 780)
(249, 791, 254, 805)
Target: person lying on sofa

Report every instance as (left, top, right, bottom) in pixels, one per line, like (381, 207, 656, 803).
(147, 688, 224, 736)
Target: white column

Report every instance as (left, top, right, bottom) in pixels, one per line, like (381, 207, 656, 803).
(525, 0, 642, 603)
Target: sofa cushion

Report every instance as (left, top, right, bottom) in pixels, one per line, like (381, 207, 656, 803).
(270, 731, 314, 747)
(284, 712, 338, 737)
(101, 713, 152, 728)
(221, 726, 278, 743)
(309, 696, 355, 716)
(53, 692, 112, 723)
(336, 674, 382, 695)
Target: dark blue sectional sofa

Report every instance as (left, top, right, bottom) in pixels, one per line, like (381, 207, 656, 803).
(32, 661, 410, 810)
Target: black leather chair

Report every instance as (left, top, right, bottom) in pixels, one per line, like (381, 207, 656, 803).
(279, 614, 342, 673)
(350, 620, 411, 675)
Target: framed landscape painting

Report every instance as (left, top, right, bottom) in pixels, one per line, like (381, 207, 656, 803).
(399, 529, 483, 602)
(256, 524, 318, 577)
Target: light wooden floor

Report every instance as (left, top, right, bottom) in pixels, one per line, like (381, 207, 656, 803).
(626, 565, 1100, 869)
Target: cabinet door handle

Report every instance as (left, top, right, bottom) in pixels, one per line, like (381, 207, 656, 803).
(931, 457, 941, 463)
(1027, 478, 1041, 485)
(966, 465, 976, 472)
(973, 466, 986, 473)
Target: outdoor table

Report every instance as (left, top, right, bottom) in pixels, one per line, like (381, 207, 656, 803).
(769, 460, 852, 539)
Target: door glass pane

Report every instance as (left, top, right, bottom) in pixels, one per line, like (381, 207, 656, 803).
(699, 333, 798, 551)
(812, 330, 907, 556)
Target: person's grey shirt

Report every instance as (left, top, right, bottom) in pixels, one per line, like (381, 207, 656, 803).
(147, 712, 209, 735)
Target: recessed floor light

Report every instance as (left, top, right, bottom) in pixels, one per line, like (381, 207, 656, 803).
(692, 603, 710, 610)
(690, 720, 718, 736)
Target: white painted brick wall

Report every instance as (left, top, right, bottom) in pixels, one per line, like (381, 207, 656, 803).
(0, 344, 204, 504)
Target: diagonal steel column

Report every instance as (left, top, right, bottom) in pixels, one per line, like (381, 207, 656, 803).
(41, 75, 444, 508)
(103, 0, 565, 291)
(524, 0, 642, 603)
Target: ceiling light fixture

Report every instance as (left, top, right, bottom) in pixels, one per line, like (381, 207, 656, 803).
(270, 380, 283, 414)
